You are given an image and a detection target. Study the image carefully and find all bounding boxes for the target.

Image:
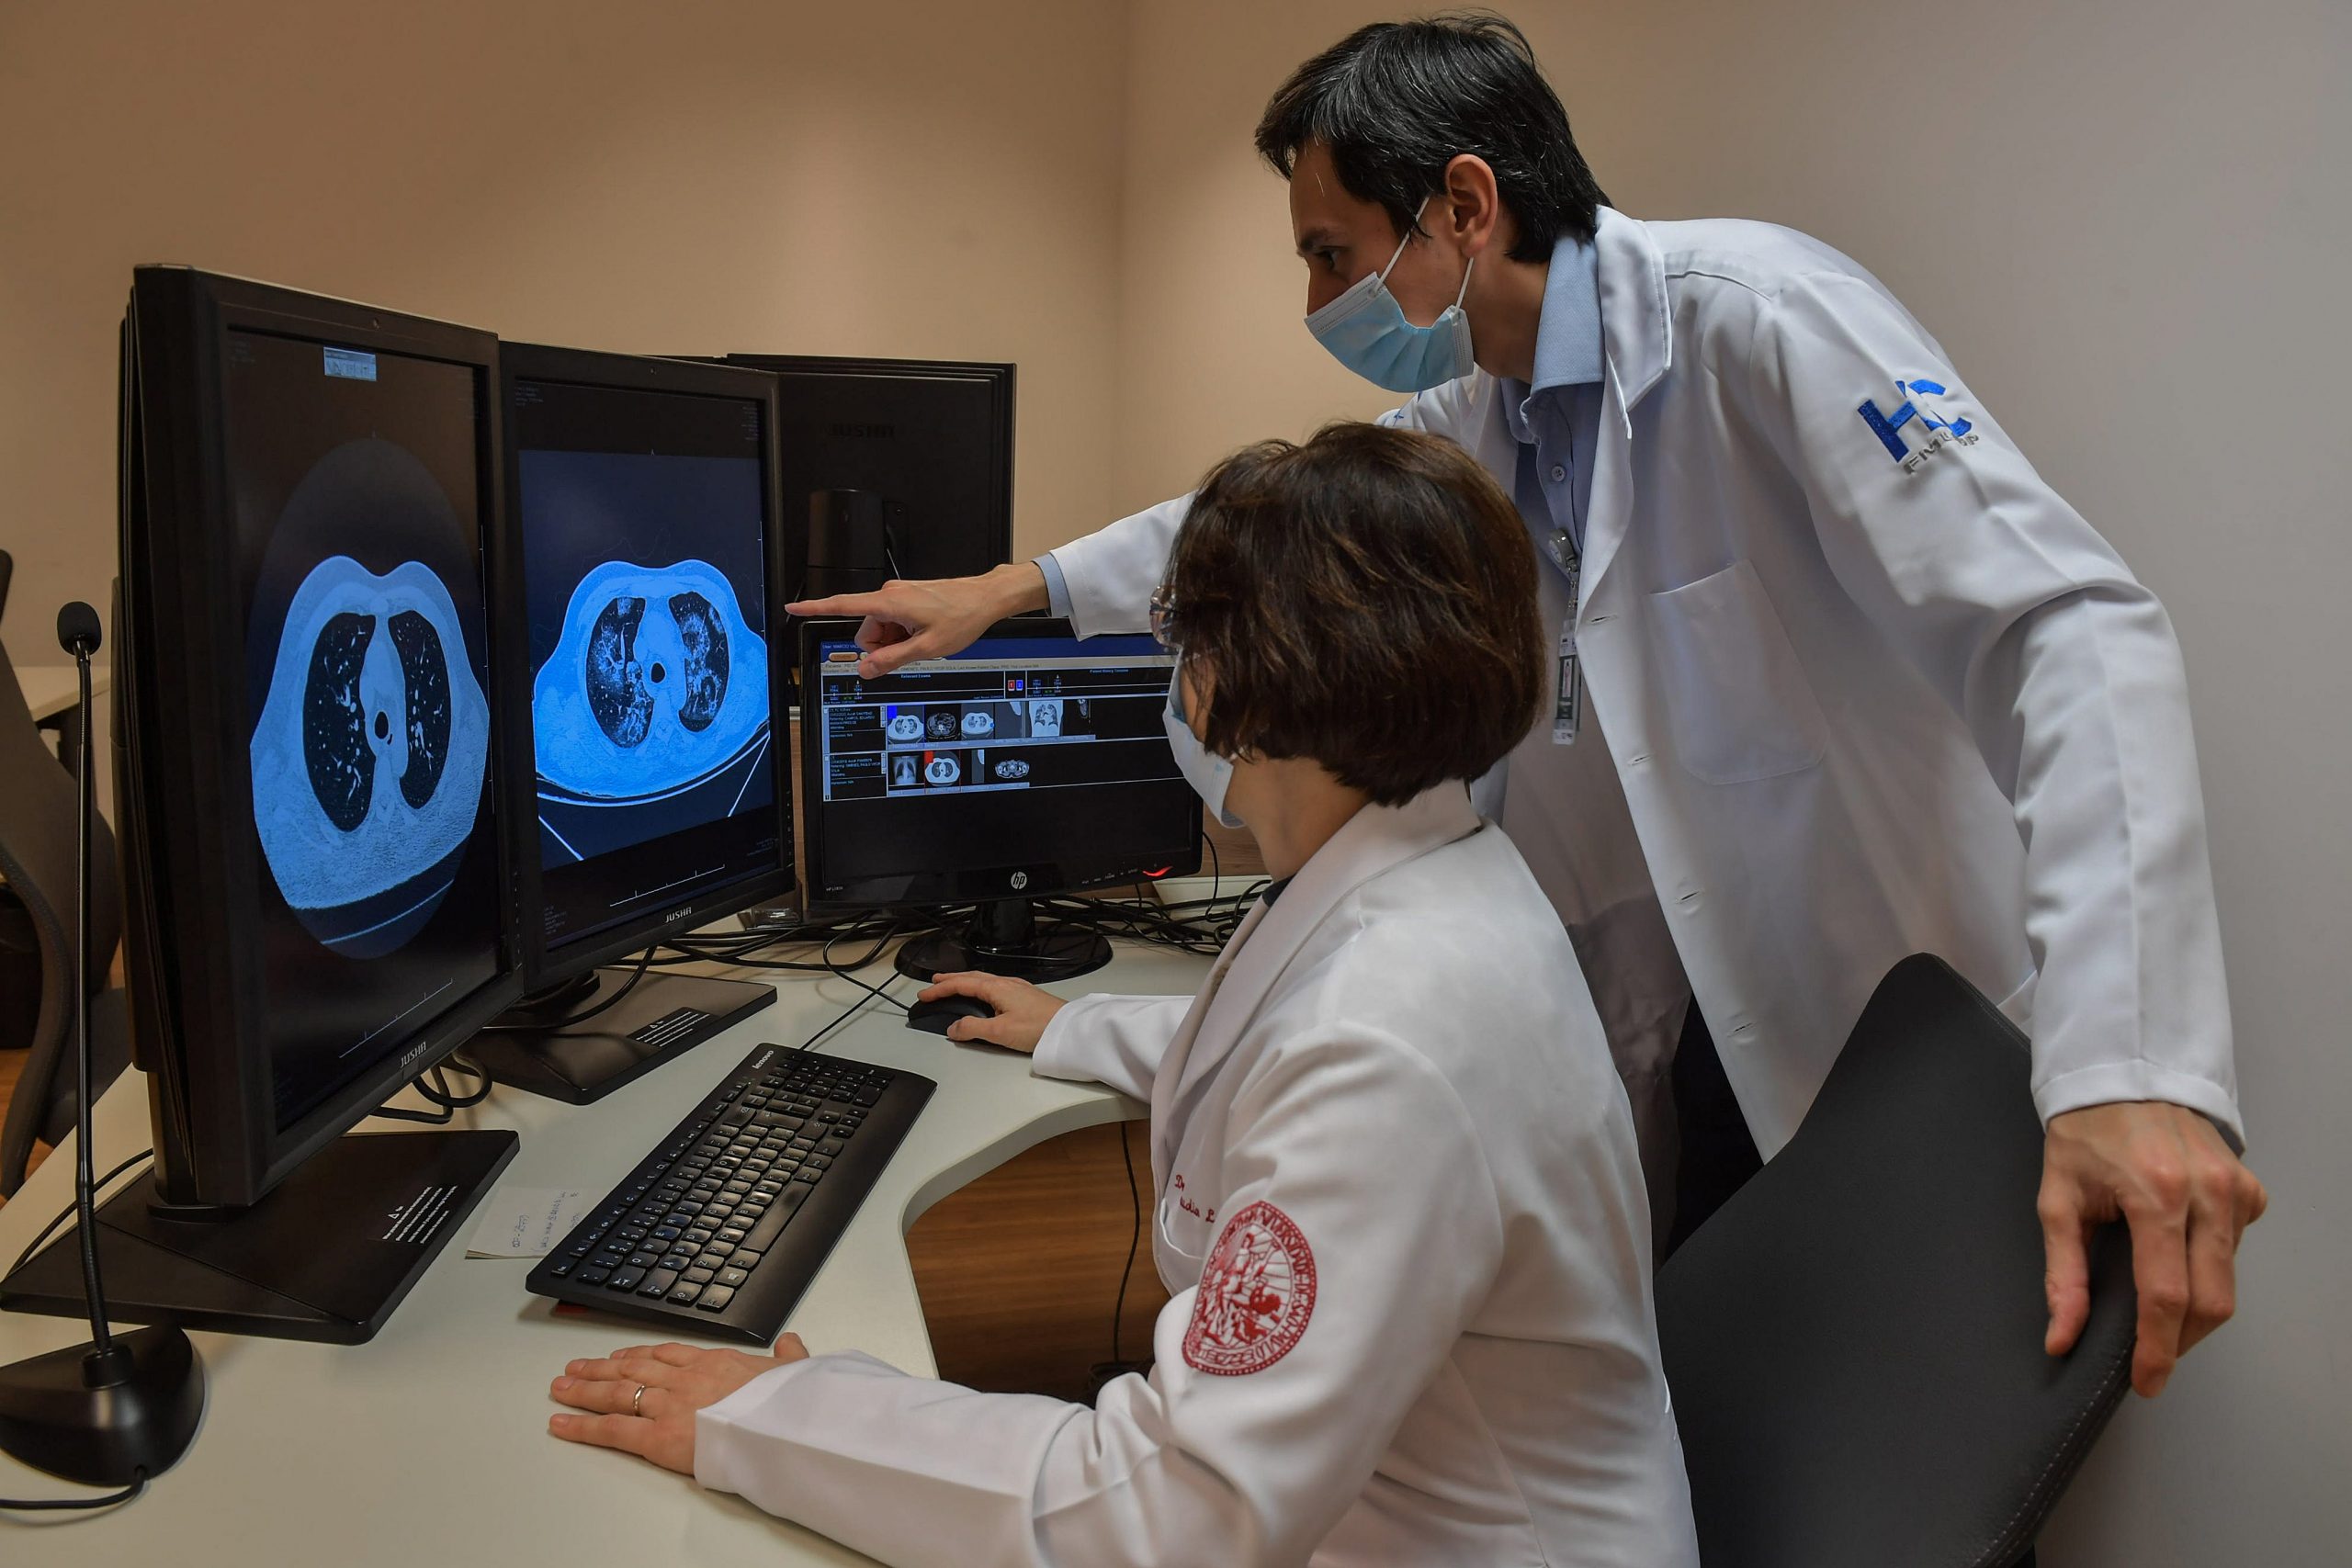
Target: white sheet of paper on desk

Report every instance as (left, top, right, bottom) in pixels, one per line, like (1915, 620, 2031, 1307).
(465, 1188, 589, 1258)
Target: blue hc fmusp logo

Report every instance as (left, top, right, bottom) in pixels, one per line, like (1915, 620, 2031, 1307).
(1858, 378, 1980, 474)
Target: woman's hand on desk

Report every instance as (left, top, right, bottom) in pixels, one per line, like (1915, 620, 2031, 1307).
(918, 972, 1065, 1053)
(548, 1334, 811, 1476)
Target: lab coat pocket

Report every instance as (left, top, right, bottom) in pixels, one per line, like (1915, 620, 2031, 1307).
(1646, 560, 1830, 784)
(1154, 1190, 1215, 1287)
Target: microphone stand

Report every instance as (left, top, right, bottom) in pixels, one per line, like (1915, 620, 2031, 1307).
(0, 603, 204, 1499)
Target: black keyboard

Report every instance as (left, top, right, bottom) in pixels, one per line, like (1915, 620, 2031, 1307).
(526, 1042, 933, 1346)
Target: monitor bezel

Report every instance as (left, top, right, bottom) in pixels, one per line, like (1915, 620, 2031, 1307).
(119, 265, 522, 1208)
(495, 343, 797, 987)
(718, 355, 1014, 604)
(796, 615, 1203, 913)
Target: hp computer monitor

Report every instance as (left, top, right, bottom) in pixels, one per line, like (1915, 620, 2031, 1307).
(719, 355, 1013, 604)
(799, 616, 1201, 981)
(0, 269, 523, 1342)
(471, 345, 792, 1102)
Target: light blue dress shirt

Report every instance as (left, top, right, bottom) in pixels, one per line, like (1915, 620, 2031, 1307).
(1037, 232, 1607, 615)
(1498, 234, 1606, 576)
(1038, 545, 1075, 617)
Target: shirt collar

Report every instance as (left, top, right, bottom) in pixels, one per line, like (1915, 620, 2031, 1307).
(1498, 232, 1605, 442)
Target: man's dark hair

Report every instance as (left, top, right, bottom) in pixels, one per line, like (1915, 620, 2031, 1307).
(1255, 12, 1608, 262)
(1163, 423, 1543, 807)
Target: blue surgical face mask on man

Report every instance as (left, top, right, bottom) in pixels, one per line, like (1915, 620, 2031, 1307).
(1163, 669, 1243, 829)
(1304, 197, 1476, 393)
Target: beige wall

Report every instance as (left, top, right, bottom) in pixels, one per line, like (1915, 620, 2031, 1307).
(1574, 8, 2352, 1563)
(0, 0, 1130, 651)
(1105, 3, 1399, 514)
(1110, 3, 2350, 1563)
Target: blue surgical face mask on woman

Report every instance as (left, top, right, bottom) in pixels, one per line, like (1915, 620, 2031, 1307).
(1163, 669, 1243, 829)
(1304, 197, 1476, 393)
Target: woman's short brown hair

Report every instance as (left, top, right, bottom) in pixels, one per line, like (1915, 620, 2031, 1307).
(1162, 422, 1544, 807)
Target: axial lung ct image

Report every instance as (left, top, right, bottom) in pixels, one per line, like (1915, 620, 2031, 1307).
(534, 558, 771, 818)
(250, 554, 490, 956)
(516, 447, 774, 868)
(243, 437, 493, 961)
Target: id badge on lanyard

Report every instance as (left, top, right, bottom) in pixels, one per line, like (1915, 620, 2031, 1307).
(1550, 530, 1581, 745)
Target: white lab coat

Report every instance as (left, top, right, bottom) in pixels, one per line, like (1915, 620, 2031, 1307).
(1045, 209, 2241, 1156)
(696, 785, 1700, 1568)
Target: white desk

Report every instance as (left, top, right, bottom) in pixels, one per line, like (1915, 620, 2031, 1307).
(0, 940, 1212, 1560)
(15, 663, 108, 726)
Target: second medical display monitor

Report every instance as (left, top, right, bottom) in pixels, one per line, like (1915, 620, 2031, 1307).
(498, 345, 796, 985)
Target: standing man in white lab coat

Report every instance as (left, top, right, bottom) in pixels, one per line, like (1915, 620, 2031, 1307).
(791, 15, 2266, 1399)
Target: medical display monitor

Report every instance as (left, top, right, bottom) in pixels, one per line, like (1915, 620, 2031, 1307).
(111, 268, 519, 1204)
(718, 355, 1013, 603)
(500, 347, 794, 980)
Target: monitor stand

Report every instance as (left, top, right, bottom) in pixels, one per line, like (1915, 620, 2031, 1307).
(0, 1128, 516, 1345)
(895, 897, 1113, 984)
(465, 969, 776, 1106)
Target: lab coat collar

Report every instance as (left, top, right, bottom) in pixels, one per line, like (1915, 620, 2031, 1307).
(1563, 209, 1671, 608)
(1159, 784, 1487, 1126)
(1592, 207, 1672, 430)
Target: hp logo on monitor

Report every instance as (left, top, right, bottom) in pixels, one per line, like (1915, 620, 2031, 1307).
(1009, 871, 1030, 891)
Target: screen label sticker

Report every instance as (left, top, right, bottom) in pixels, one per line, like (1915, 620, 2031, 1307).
(322, 346, 379, 382)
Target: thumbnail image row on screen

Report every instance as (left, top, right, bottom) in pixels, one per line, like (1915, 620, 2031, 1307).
(831, 694, 1096, 750)
(823, 734, 1178, 802)
(888, 745, 1033, 791)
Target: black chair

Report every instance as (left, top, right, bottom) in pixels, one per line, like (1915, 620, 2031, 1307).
(0, 629, 130, 1197)
(1656, 954, 2137, 1568)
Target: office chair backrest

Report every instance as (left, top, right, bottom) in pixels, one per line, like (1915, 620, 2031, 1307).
(1655, 954, 2137, 1568)
(0, 631, 126, 1195)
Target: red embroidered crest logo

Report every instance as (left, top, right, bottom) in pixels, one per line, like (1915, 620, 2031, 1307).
(1182, 1201, 1317, 1376)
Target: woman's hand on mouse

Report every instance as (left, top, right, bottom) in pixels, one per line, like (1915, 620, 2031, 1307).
(919, 972, 1064, 1053)
(548, 1334, 811, 1476)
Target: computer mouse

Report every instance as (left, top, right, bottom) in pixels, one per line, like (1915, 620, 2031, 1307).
(906, 994, 996, 1035)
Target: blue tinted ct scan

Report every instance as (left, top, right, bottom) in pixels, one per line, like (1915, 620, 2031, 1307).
(534, 557, 770, 809)
(517, 444, 774, 871)
(249, 551, 491, 957)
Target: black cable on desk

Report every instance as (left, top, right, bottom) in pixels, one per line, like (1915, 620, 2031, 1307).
(6, 1149, 153, 1276)
(1040, 884, 1263, 958)
(658, 909, 950, 971)
(417, 1052, 493, 1110)
(365, 1052, 499, 1126)
(820, 925, 913, 1014)
(1039, 831, 1270, 959)
(796, 923, 913, 1054)
(364, 1093, 453, 1126)
(0, 1467, 147, 1513)
(478, 943, 659, 1032)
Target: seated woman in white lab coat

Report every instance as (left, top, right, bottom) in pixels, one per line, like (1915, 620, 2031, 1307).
(545, 423, 1700, 1568)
